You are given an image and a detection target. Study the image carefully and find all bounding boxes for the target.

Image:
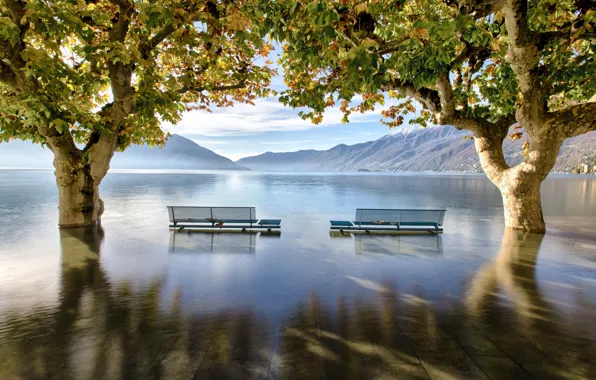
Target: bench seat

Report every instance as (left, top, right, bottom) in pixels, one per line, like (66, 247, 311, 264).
(330, 208, 445, 234)
(173, 219, 258, 224)
(330, 220, 354, 227)
(258, 219, 282, 227)
(167, 206, 281, 231)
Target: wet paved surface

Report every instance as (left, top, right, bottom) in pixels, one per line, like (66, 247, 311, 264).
(0, 171, 595, 379)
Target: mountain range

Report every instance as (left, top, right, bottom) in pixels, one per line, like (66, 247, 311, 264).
(236, 126, 596, 173)
(0, 134, 246, 170)
(1, 127, 593, 173)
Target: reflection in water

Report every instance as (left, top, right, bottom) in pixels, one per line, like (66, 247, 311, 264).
(169, 232, 257, 254)
(464, 230, 596, 379)
(351, 235, 443, 256)
(466, 230, 547, 324)
(273, 231, 596, 379)
(1, 229, 595, 379)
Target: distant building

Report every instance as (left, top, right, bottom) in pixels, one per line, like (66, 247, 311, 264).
(581, 164, 589, 174)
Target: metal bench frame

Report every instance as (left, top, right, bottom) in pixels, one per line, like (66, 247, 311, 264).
(330, 208, 446, 234)
(167, 206, 281, 231)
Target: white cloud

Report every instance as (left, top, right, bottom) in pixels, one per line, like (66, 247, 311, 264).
(164, 97, 386, 137)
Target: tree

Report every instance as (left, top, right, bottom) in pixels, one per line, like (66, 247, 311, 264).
(0, 0, 273, 227)
(264, 0, 596, 233)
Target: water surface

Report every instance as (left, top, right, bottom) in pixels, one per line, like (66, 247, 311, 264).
(0, 170, 595, 379)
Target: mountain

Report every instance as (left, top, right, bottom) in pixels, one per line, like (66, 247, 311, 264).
(112, 134, 246, 170)
(0, 134, 247, 170)
(237, 126, 596, 173)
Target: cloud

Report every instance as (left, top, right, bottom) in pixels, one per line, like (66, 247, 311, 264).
(164, 97, 386, 137)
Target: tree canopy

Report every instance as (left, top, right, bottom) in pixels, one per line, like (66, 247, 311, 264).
(264, 0, 596, 137)
(261, 0, 596, 233)
(0, 0, 274, 151)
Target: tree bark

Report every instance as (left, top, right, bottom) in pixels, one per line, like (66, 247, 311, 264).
(499, 171, 545, 233)
(55, 160, 105, 227)
(473, 128, 563, 234)
(52, 135, 116, 228)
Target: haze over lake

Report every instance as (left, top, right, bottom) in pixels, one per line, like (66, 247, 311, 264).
(1, 169, 595, 379)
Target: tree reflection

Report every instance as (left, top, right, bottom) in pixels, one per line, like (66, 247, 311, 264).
(0, 225, 274, 380)
(1, 229, 595, 379)
(465, 229, 596, 379)
(273, 230, 596, 379)
(466, 229, 549, 329)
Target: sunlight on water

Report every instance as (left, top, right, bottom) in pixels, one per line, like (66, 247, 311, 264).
(0, 170, 595, 379)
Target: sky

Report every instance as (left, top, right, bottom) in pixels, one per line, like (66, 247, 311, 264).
(164, 47, 406, 162)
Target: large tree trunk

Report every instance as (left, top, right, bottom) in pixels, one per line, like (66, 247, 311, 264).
(474, 129, 562, 234)
(52, 134, 116, 228)
(55, 161, 105, 227)
(499, 170, 545, 233)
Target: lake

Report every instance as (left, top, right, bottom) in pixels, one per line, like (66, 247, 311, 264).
(1, 169, 595, 379)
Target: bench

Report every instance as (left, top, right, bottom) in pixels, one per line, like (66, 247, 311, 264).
(330, 208, 446, 234)
(167, 206, 281, 231)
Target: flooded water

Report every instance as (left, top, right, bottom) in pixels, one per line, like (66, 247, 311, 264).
(0, 169, 595, 380)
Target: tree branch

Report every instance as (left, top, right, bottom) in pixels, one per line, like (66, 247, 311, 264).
(339, 31, 358, 48)
(549, 102, 596, 138)
(139, 24, 176, 59)
(434, 74, 499, 136)
(376, 36, 409, 55)
(442, 0, 506, 20)
(451, 40, 487, 68)
(108, 0, 133, 43)
(37, 124, 80, 158)
(436, 74, 457, 120)
(180, 80, 247, 94)
(137, 2, 203, 60)
(383, 78, 442, 113)
(502, 0, 548, 131)
(539, 30, 596, 46)
(537, 16, 596, 48)
(383, 69, 514, 182)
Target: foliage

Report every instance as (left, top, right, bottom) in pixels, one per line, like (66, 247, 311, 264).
(0, 0, 274, 151)
(261, 0, 596, 130)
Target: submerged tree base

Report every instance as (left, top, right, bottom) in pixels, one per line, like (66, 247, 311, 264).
(501, 176, 546, 234)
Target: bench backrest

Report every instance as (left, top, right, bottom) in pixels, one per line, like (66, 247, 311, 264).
(168, 206, 256, 222)
(355, 209, 446, 225)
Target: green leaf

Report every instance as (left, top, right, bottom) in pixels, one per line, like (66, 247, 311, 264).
(51, 119, 69, 134)
(0, 17, 20, 47)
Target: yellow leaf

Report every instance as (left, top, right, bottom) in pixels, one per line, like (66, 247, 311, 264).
(360, 38, 378, 49)
(354, 2, 368, 14)
(411, 28, 430, 41)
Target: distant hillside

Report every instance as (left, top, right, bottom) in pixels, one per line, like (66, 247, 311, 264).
(113, 134, 246, 170)
(237, 127, 596, 173)
(0, 134, 247, 170)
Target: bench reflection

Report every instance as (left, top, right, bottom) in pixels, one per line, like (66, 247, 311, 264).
(169, 231, 257, 254)
(331, 233, 443, 256)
